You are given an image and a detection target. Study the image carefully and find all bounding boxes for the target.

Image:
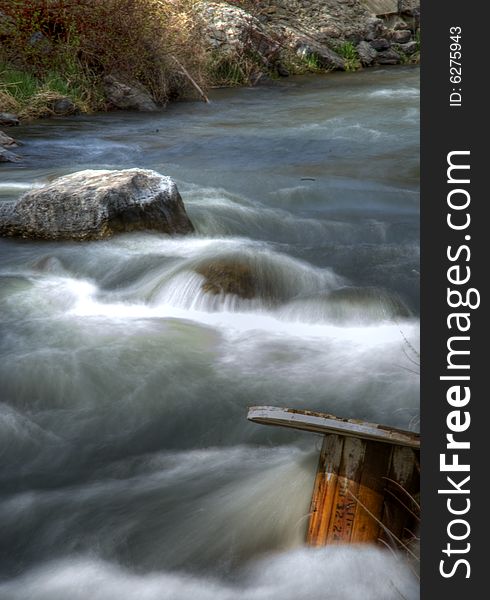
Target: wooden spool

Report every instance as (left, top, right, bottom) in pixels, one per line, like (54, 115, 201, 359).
(247, 406, 420, 547)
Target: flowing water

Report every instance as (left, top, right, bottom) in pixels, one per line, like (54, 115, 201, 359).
(0, 66, 420, 599)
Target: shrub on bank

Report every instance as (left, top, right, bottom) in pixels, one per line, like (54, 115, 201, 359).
(336, 41, 361, 72)
(0, 0, 208, 118)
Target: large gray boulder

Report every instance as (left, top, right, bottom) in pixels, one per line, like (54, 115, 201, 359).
(197, 2, 279, 61)
(0, 169, 195, 240)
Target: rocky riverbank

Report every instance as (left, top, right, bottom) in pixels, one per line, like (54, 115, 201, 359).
(199, 0, 419, 78)
(0, 0, 419, 129)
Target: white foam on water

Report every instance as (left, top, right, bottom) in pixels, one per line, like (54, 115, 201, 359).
(0, 182, 44, 192)
(67, 284, 417, 346)
(402, 107, 420, 124)
(0, 547, 419, 600)
(106, 234, 270, 259)
(294, 117, 390, 142)
(368, 87, 420, 99)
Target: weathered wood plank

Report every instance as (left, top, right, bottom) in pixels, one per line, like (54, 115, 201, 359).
(326, 437, 365, 543)
(380, 446, 420, 544)
(350, 441, 393, 543)
(306, 434, 344, 545)
(247, 406, 420, 448)
(248, 406, 420, 548)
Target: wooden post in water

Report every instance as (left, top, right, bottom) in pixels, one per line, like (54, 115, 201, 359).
(247, 406, 420, 547)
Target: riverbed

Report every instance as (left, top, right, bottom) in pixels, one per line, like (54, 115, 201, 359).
(0, 66, 420, 599)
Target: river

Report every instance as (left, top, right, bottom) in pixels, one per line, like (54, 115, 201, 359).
(0, 66, 420, 599)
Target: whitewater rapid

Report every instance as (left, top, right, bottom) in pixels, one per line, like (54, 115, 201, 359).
(0, 66, 420, 599)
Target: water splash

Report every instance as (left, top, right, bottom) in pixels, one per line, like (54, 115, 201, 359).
(0, 547, 419, 600)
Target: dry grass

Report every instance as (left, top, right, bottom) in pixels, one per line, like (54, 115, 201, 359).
(0, 89, 21, 113)
(0, 0, 209, 117)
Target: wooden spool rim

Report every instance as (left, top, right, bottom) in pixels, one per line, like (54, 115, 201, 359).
(247, 406, 420, 449)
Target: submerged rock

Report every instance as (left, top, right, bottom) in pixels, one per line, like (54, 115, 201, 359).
(280, 286, 412, 325)
(0, 128, 21, 160)
(0, 147, 21, 162)
(0, 168, 195, 240)
(197, 259, 259, 300)
(194, 255, 295, 305)
(327, 286, 411, 318)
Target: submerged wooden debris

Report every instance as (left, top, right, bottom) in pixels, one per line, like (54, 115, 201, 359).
(247, 406, 420, 547)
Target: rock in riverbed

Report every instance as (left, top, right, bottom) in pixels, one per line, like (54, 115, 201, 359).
(0, 130, 21, 162)
(103, 75, 157, 112)
(0, 130, 19, 147)
(0, 147, 21, 162)
(356, 41, 378, 66)
(0, 113, 19, 127)
(0, 169, 195, 240)
(197, 259, 259, 300)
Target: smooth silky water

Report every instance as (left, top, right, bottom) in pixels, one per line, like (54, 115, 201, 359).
(0, 66, 420, 599)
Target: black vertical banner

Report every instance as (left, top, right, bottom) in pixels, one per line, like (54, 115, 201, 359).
(422, 1, 488, 597)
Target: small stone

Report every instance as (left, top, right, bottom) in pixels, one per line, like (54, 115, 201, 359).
(364, 17, 384, 41)
(295, 40, 345, 71)
(51, 97, 78, 116)
(276, 63, 290, 77)
(399, 41, 418, 55)
(392, 30, 412, 44)
(356, 41, 377, 66)
(0, 113, 20, 127)
(375, 49, 401, 65)
(370, 38, 391, 51)
(103, 75, 158, 112)
(394, 20, 411, 31)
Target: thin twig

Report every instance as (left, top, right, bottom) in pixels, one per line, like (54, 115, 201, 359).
(378, 537, 399, 558)
(382, 477, 421, 512)
(171, 56, 209, 103)
(402, 346, 420, 367)
(394, 318, 420, 359)
(389, 579, 412, 598)
(393, 363, 421, 376)
(384, 488, 421, 522)
(403, 528, 420, 542)
(379, 540, 420, 582)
